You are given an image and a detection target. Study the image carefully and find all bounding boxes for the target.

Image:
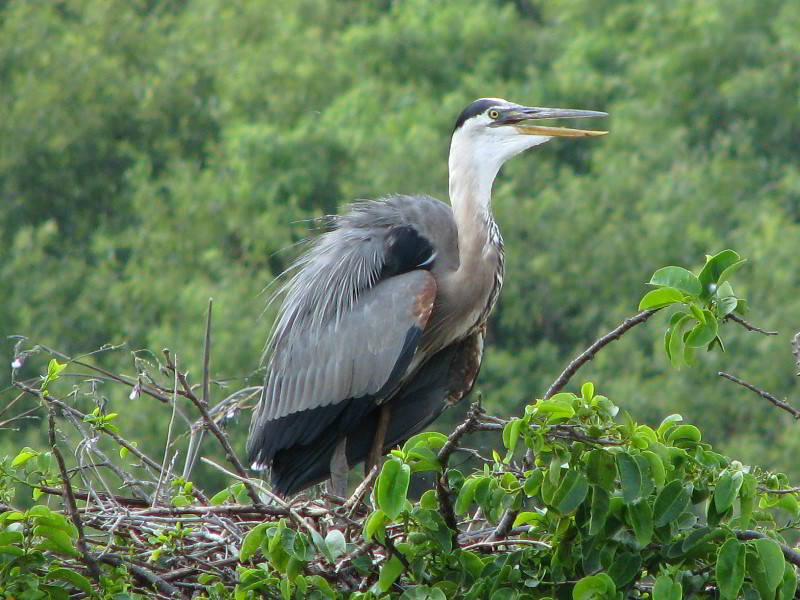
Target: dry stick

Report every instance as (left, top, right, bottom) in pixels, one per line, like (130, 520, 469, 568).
(162, 350, 265, 507)
(735, 530, 800, 569)
(490, 310, 659, 544)
(182, 300, 214, 480)
(47, 407, 102, 581)
(726, 313, 778, 336)
(202, 299, 213, 409)
(154, 357, 180, 507)
(436, 400, 483, 547)
(719, 371, 800, 419)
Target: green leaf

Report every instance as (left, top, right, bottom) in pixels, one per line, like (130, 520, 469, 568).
(240, 523, 270, 560)
(460, 551, 485, 580)
(668, 314, 693, 368)
(780, 562, 797, 600)
(641, 451, 666, 487)
(48, 568, 92, 595)
(523, 470, 543, 497)
(363, 510, 387, 543)
(572, 575, 611, 600)
(210, 488, 231, 505)
(586, 450, 616, 491)
(33, 525, 79, 557)
(456, 477, 479, 515)
(657, 414, 683, 438)
(652, 575, 682, 600)
(535, 399, 575, 421)
(717, 538, 746, 600)
(698, 250, 742, 298)
(714, 471, 744, 513)
(653, 481, 692, 527)
(377, 458, 411, 520)
(379, 554, 405, 592)
(0, 531, 23, 545)
(717, 295, 738, 317)
(753, 538, 786, 595)
(717, 258, 746, 287)
(502, 418, 523, 455)
(639, 287, 684, 310)
(617, 452, 642, 504)
(649, 266, 702, 296)
(11, 450, 37, 468)
(667, 424, 701, 447)
(685, 310, 718, 348)
(628, 500, 653, 547)
(607, 551, 640, 587)
(588, 486, 610, 536)
(402, 431, 449, 453)
(308, 575, 335, 599)
(551, 470, 589, 515)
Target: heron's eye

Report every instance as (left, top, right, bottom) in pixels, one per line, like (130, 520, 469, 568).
(488, 109, 500, 119)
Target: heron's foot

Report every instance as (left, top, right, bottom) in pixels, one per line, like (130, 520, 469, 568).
(328, 437, 349, 498)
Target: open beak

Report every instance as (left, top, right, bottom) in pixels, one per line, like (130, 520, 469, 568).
(498, 105, 608, 137)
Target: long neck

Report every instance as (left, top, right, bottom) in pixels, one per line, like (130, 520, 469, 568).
(448, 135, 502, 269)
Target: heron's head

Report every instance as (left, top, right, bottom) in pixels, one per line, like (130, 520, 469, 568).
(450, 98, 607, 178)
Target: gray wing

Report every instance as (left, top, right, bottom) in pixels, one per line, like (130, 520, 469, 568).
(246, 206, 439, 472)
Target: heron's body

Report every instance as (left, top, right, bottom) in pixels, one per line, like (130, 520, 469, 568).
(247, 98, 606, 496)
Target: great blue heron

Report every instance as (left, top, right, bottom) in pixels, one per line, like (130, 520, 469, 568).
(247, 98, 607, 496)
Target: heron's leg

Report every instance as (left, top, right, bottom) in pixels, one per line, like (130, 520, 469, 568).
(366, 404, 392, 475)
(328, 437, 349, 498)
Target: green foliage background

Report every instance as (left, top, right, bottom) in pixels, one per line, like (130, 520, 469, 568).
(1, 0, 799, 486)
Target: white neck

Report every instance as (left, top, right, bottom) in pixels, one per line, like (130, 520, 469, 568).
(447, 132, 501, 265)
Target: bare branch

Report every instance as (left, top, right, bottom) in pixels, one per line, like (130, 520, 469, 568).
(436, 400, 483, 546)
(719, 371, 800, 419)
(163, 350, 265, 507)
(544, 309, 657, 400)
(47, 407, 101, 581)
(725, 313, 778, 336)
(154, 355, 180, 506)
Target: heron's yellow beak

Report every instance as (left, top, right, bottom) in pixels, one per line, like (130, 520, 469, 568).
(498, 106, 608, 137)
(514, 124, 608, 137)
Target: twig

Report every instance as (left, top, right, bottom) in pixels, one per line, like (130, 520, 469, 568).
(726, 313, 778, 336)
(47, 407, 101, 581)
(163, 350, 265, 507)
(436, 401, 483, 547)
(203, 299, 213, 409)
(485, 508, 518, 543)
(734, 530, 800, 569)
(463, 538, 551, 552)
(343, 465, 379, 516)
(719, 372, 800, 419)
(36, 343, 172, 405)
(544, 309, 657, 400)
(155, 356, 180, 507)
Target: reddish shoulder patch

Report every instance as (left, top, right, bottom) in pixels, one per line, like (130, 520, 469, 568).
(411, 272, 437, 329)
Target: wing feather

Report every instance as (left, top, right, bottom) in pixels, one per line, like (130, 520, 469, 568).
(247, 270, 437, 469)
